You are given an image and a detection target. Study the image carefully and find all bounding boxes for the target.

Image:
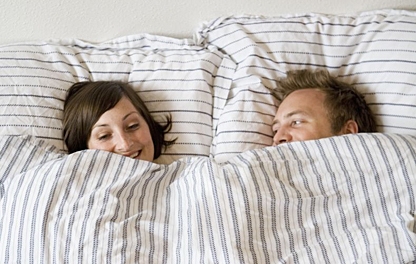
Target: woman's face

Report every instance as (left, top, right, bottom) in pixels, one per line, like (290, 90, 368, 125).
(88, 96, 154, 162)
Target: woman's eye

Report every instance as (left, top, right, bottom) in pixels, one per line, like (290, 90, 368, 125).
(127, 123, 139, 130)
(98, 134, 110, 141)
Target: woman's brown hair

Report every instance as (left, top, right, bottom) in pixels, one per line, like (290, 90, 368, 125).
(63, 81, 176, 159)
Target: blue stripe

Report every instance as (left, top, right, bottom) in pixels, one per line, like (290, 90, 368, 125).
(314, 141, 346, 263)
(357, 135, 390, 262)
(209, 161, 231, 263)
(343, 136, 375, 263)
(385, 134, 416, 259)
(208, 17, 416, 40)
(275, 146, 300, 263)
(329, 138, 361, 260)
(65, 151, 99, 262)
(297, 142, 330, 263)
(17, 142, 47, 263)
(3, 139, 28, 263)
(222, 168, 244, 262)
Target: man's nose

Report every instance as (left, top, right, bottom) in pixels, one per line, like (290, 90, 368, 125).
(273, 128, 292, 146)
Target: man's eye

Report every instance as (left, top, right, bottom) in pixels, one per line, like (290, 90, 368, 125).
(292, 120, 302, 125)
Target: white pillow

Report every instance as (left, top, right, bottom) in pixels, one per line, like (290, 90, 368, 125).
(196, 9, 416, 162)
(0, 34, 234, 164)
(210, 82, 277, 162)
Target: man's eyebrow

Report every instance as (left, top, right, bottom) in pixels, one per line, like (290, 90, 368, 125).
(284, 110, 309, 119)
(272, 119, 280, 126)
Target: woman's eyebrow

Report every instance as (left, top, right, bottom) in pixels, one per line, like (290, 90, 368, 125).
(123, 111, 140, 121)
(92, 123, 108, 129)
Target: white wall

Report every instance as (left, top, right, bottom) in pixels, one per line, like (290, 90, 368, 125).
(1, 0, 415, 45)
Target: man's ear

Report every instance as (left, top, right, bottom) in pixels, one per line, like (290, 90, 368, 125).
(341, 120, 359, 134)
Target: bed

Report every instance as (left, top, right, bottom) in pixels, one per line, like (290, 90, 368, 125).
(0, 9, 415, 263)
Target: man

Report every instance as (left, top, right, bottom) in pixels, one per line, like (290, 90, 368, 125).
(272, 69, 377, 146)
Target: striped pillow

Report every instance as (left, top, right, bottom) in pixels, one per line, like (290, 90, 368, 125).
(196, 9, 416, 162)
(0, 34, 234, 164)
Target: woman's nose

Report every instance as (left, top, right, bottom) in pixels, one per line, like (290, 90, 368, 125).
(116, 133, 133, 152)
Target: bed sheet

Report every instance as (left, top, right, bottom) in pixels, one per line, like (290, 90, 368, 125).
(1, 133, 415, 263)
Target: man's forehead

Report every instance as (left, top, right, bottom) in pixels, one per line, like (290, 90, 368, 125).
(287, 88, 325, 98)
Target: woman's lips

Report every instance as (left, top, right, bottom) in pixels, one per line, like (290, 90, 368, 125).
(128, 150, 141, 159)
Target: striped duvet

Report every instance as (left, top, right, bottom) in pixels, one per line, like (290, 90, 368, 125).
(1, 133, 415, 263)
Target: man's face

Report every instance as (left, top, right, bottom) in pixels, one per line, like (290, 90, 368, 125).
(272, 88, 338, 146)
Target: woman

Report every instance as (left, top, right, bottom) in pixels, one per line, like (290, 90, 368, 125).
(63, 81, 176, 162)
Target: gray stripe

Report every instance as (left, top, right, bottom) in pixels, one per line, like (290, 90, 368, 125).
(275, 146, 299, 263)
(315, 141, 346, 263)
